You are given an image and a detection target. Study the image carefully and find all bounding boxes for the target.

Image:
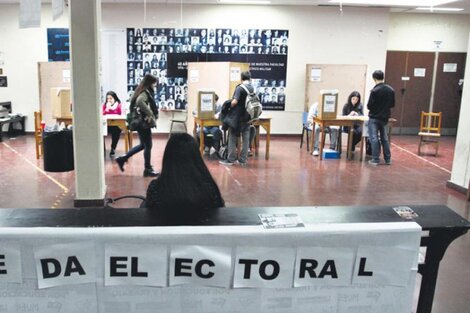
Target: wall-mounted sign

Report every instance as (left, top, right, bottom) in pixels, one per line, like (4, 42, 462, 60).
(443, 63, 457, 73)
(414, 68, 426, 77)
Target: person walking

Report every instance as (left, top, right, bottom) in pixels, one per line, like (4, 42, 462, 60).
(115, 74, 159, 177)
(367, 70, 395, 166)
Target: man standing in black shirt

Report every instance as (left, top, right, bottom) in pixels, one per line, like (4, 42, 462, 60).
(367, 70, 395, 166)
(219, 71, 253, 167)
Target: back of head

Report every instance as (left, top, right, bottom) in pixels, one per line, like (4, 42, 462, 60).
(132, 74, 158, 104)
(147, 133, 225, 217)
(241, 71, 251, 81)
(372, 70, 384, 81)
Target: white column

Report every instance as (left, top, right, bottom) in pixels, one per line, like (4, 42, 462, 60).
(449, 31, 470, 191)
(69, 0, 106, 206)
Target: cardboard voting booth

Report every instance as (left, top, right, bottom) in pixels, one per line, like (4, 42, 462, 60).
(51, 87, 72, 119)
(197, 91, 216, 119)
(318, 89, 338, 119)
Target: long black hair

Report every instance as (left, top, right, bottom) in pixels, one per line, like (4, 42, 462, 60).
(146, 133, 225, 218)
(131, 74, 157, 105)
(105, 91, 121, 103)
(347, 91, 361, 106)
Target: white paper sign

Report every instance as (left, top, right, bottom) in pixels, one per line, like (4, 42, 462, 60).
(170, 245, 232, 288)
(352, 246, 416, 286)
(0, 244, 22, 283)
(443, 63, 457, 72)
(19, 0, 41, 28)
(200, 93, 214, 112)
(105, 244, 167, 287)
(294, 247, 355, 287)
(190, 69, 199, 82)
(310, 68, 322, 82)
(34, 242, 96, 289)
(230, 67, 241, 82)
(62, 69, 71, 83)
(323, 95, 336, 113)
(234, 247, 295, 288)
(414, 68, 426, 77)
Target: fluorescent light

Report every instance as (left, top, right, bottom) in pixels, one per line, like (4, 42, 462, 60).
(416, 7, 464, 11)
(219, 0, 271, 4)
(329, 0, 459, 6)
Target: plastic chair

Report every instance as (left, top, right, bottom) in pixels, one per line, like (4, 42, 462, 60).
(34, 111, 43, 159)
(300, 111, 311, 151)
(169, 110, 187, 135)
(418, 111, 442, 156)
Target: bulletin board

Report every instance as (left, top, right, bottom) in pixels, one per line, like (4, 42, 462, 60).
(38, 61, 71, 125)
(305, 64, 367, 113)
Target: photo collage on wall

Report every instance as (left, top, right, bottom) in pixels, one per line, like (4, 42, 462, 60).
(127, 28, 289, 111)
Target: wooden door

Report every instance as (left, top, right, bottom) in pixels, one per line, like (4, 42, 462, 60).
(433, 52, 466, 132)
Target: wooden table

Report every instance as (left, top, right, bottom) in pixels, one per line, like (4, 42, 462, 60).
(193, 117, 271, 160)
(56, 116, 133, 152)
(310, 116, 355, 160)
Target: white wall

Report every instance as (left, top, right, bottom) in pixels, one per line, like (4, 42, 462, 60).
(0, 5, 69, 131)
(0, 4, 468, 134)
(450, 31, 470, 190)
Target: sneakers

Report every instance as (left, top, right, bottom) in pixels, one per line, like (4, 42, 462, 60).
(385, 160, 392, 165)
(236, 160, 247, 167)
(109, 149, 115, 158)
(312, 149, 319, 156)
(248, 150, 254, 157)
(219, 160, 234, 166)
(368, 160, 380, 166)
(115, 156, 126, 172)
(143, 167, 159, 177)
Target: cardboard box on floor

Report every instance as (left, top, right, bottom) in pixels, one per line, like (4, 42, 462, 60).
(51, 87, 72, 119)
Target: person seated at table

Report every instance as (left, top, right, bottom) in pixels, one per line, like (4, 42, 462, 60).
(146, 133, 225, 221)
(342, 91, 364, 151)
(307, 102, 339, 156)
(102, 91, 123, 157)
(196, 94, 223, 154)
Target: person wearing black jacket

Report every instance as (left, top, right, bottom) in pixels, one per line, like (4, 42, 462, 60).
(367, 70, 395, 166)
(342, 91, 364, 151)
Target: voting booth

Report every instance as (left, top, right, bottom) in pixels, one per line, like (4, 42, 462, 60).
(51, 87, 72, 119)
(186, 62, 250, 134)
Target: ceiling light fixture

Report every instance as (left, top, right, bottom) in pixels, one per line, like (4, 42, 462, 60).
(219, 0, 272, 4)
(329, 0, 458, 6)
(416, 7, 464, 11)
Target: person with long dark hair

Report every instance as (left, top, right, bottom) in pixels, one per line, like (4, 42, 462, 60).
(342, 91, 364, 151)
(115, 74, 159, 177)
(146, 133, 225, 219)
(102, 91, 123, 157)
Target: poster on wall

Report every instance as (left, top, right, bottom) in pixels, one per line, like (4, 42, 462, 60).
(126, 28, 289, 111)
(47, 28, 70, 62)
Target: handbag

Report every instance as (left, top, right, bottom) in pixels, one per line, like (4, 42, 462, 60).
(126, 107, 149, 131)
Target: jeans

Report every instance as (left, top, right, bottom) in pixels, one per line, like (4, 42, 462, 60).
(124, 128, 153, 168)
(198, 126, 222, 151)
(368, 118, 391, 163)
(313, 125, 339, 150)
(228, 123, 250, 163)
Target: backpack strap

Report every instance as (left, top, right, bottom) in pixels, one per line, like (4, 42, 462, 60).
(239, 84, 253, 95)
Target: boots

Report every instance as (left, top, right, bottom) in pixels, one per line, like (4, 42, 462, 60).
(143, 166, 159, 177)
(115, 156, 126, 172)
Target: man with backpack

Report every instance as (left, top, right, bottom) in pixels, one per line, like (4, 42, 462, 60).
(220, 71, 260, 167)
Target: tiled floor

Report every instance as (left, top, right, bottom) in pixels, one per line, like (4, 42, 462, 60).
(0, 132, 469, 313)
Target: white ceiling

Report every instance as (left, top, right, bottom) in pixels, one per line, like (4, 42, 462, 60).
(1, 0, 470, 14)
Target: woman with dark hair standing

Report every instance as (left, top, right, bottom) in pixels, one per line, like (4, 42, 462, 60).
(146, 133, 225, 219)
(116, 74, 159, 177)
(342, 91, 364, 151)
(102, 91, 122, 157)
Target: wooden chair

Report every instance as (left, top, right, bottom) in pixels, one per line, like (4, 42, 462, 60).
(418, 111, 442, 156)
(34, 111, 43, 159)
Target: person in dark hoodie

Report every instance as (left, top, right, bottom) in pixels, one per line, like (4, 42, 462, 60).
(367, 70, 395, 166)
(342, 91, 364, 151)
